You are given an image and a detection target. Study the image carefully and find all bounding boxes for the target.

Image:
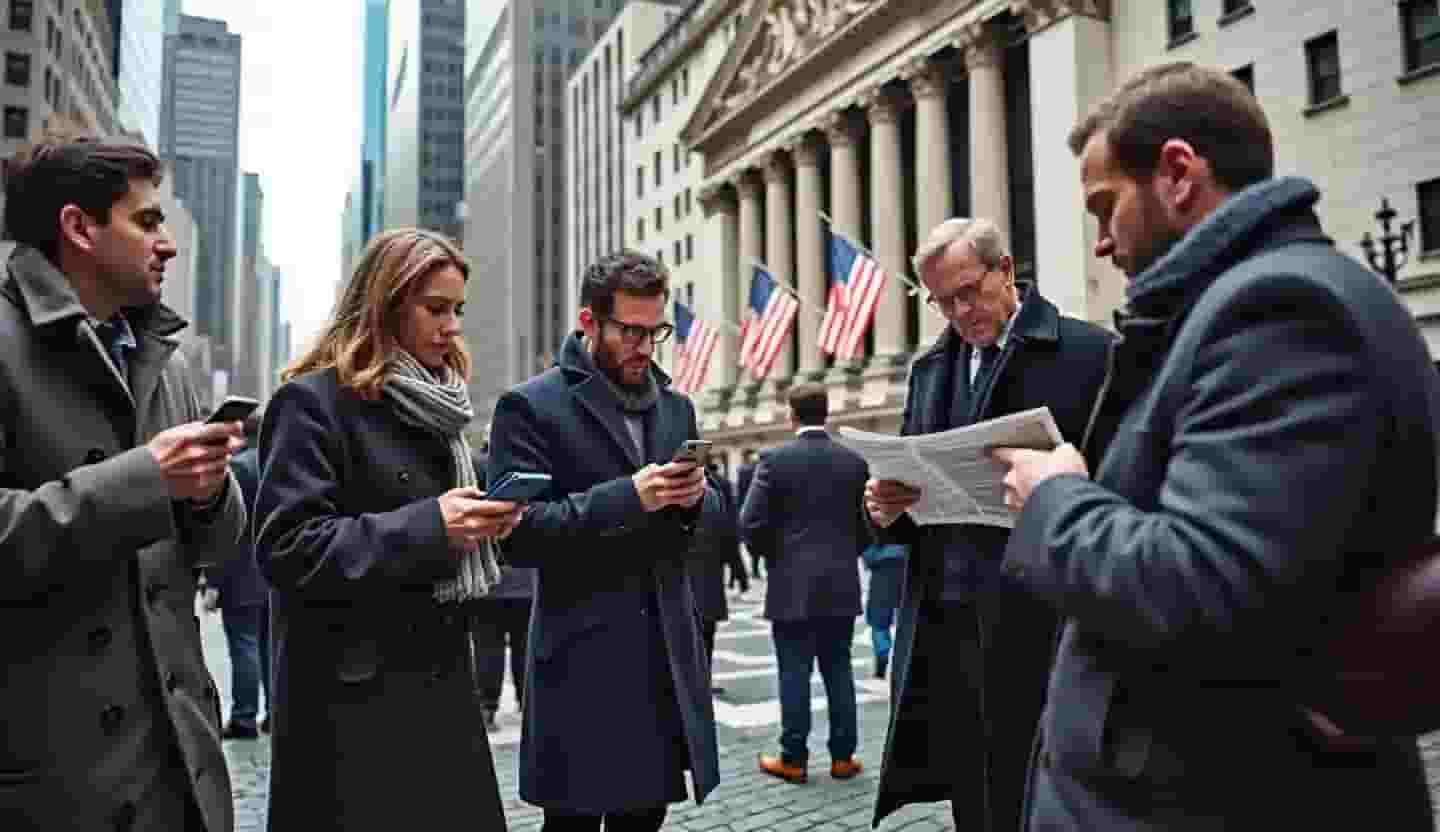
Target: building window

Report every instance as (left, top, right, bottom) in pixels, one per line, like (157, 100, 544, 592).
(657, 250, 664, 266)
(674, 239, 682, 263)
(9, 0, 33, 31)
(654, 150, 661, 186)
(4, 51, 29, 87)
(637, 217, 645, 243)
(1231, 64, 1254, 93)
(685, 234, 694, 260)
(4, 105, 26, 138)
(1305, 31, 1342, 106)
(636, 165, 643, 197)
(673, 143, 680, 173)
(685, 189, 693, 216)
(1401, 0, 1440, 74)
(674, 194, 681, 221)
(1419, 178, 1440, 254)
(1221, 0, 1252, 15)
(655, 205, 662, 232)
(1167, 0, 1194, 44)
(682, 67, 689, 97)
(651, 95, 660, 122)
(635, 112, 642, 139)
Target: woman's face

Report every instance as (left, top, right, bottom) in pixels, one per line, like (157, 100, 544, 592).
(396, 264, 466, 371)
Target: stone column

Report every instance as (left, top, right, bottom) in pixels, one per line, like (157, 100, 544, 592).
(762, 149, 795, 381)
(823, 110, 864, 371)
(905, 57, 954, 346)
(962, 25, 1011, 246)
(790, 133, 826, 378)
(860, 87, 909, 362)
(736, 170, 764, 385)
(699, 183, 741, 388)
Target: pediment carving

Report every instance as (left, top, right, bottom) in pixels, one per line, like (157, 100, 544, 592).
(1009, 0, 1111, 34)
(716, 0, 880, 123)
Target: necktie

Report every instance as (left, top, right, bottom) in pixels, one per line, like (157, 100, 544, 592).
(94, 319, 131, 381)
(972, 343, 1001, 394)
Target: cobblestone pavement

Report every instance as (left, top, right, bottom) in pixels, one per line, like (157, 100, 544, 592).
(203, 582, 1440, 831)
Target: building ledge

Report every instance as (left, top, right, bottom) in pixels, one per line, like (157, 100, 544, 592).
(1398, 63, 1440, 87)
(1398, 269, 1440, 293)
(1303, 94, 1350, 118)
(1167, 30, 1199, 51)
(1217, 5, 1255, 27)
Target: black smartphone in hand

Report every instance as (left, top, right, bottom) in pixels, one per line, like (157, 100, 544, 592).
(207, 395, 259, 425)
(486, 471, 553, 502)
(671, 440, 713, 467)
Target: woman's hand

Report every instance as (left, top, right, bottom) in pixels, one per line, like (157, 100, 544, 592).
(439, 487, 524, 548)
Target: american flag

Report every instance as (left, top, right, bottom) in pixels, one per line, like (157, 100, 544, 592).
(822, 231, 888, 361)
(672, 300, 719, 395)
(741, 264, 799, 380)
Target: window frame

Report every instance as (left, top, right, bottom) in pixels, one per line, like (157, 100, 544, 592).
(1401, 0, 1440, 74)
(1419, 177, 1440, 255)
(1167, 0, 1195, 44)
(1304, 30, 1343, 106)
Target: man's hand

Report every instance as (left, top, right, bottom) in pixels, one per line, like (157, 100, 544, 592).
(146, 422, 246, 503)
(633, 462, 705, 512)
(989, 443, 1089, 513)
(865, 478, 922, 528)
(440, 486, 525, 548)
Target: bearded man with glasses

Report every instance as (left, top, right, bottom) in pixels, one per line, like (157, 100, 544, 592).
(867, 218, 1113, 832)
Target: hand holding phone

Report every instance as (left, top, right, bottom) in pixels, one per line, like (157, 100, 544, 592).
(485, 471, 553, 503)
(207, 395, 260, 425)
(671, 440, 713, 467)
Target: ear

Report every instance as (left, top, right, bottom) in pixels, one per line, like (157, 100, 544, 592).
(998, 254, 1016, 286)
(1155, 139, 1202, 210)
(58, 204, 96, 254)
(577, 306, 597, 337)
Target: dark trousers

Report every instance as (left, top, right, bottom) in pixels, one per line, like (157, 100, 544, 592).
(771, 617, 857, 766)
(702, 621, 717, 663)
(541, 806, 667, 831)
(471, 599, 530, 711)
(220, 603, 270, 725)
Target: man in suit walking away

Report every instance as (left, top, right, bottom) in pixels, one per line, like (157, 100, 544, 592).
(865, 218, 1112, 832)
(203, 412, 272, 739)
(734, 450, 762, 583)
(741, 383, 870, 784)
(989, 62, 1436, 830)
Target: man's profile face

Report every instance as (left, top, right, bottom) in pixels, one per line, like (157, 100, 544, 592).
(1080, 132, 1184, 279)
(919, 241, 1017, 348)
(88, 178, 177, 307)
(583, 291, 666, 390)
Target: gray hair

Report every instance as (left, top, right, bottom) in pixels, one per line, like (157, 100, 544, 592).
(911, 218, 1010, 279)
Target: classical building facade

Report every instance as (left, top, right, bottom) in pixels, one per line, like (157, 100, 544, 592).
(680, 0, 1439, 470)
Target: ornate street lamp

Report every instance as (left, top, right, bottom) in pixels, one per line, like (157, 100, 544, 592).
(1358, 197, 1416, 284)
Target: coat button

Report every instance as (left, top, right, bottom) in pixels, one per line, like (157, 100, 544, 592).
(398, 470, 410, 483)
(88, 626, 113, 653)
(100, 705, 126, 734)
(85, 448, 107, 465)
(1003, 560, 1025, 579)
(112, 800, 136, 831)
(166, 672, 180, 694)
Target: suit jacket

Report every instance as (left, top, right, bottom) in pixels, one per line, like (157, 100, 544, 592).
(739, 430, 870, 622)
(254, 368, 505, 831)
(486, 331, 722, 813)
(873, 285, 1113, 829)
(1005, 178, 1437, 830)
(735, 462, 756, 518)
(0, 245, 245, 832)
(212, 448, 268, 610)
(690, 471, 746, 624)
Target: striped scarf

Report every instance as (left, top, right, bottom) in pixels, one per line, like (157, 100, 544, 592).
(382, 350, 501, 603)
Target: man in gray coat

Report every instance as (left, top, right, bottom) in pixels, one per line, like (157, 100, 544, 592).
(991, 63, 1437, 830)
(0, 126, 247, 830)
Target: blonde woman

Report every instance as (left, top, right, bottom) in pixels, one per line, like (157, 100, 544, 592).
(254, 229, 517, 830)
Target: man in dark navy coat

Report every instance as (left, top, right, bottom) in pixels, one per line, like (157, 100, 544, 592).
(487, 250, 722, 832)
(740, 383, 870, 784)
(734, 450, 762, 582)
(865, 218, 1112, 832)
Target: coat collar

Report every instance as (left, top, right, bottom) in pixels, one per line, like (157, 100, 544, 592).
(911, 282, 1060, 369)
(5, 244, 188, 338)
(1124, 176, 1328, 320)
(557, 331, 675, 471)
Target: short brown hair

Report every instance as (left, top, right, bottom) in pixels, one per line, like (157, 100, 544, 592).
(578, 250, 670, 319)
(788, 382, 829, 427)
(283, 228, 472, 400)
(4, 118, 163, 261)
(1068, 62, 1272, 192)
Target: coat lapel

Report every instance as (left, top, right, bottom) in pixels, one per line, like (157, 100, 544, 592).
(570, 374, 644, 470)
(969, 285, 1061, 422)
(910, 328, 956, 434)
(129, 332, 180, 440)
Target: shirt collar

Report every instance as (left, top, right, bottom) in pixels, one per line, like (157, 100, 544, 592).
(796, 426, 828, 437)
(970, 310, 1015, 361)
(94, 313, 138, 353)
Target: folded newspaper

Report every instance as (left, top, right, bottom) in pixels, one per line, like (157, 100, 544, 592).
(836, 407, 1063, 528)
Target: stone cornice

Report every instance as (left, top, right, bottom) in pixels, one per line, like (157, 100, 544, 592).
(1009, 0, 1112, 35)
(787, 132, 822, 166)
(762, 148, 791, 183)
(819, 109, 861, 147)
(900, 57, 948, 99)
(858, 85, 906, 124)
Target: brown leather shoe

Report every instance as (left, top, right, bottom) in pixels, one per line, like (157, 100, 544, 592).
(830, 757, 863, 780)
(758, 753, 807, 784)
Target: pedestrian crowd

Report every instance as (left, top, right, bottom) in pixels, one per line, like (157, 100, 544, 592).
(1, 60, 1437, 832)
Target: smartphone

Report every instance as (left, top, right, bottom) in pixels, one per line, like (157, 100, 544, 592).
(207, 395, 260, 425)
(486, 471, 553, 502)
(671, 439, 713, 467)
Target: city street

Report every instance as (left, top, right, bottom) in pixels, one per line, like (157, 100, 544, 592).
(204, 581, 1440, 831)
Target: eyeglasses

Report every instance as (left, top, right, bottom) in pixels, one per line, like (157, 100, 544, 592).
(924, 268, 1003, 316)
(599, 316, 674, 346)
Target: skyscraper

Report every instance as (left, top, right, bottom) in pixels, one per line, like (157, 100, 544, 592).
(385, 0, 466, 241)
(342, 0, 391, 279)
(106, 0, 166, 146)
(161, 15, 241, 368)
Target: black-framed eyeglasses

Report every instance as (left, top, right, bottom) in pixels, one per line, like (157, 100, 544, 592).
(599, 316, 674, 345)
(924, 267, 1003, 316)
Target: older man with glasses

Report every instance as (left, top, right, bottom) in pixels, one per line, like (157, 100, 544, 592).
(866, 218, 1114, 832)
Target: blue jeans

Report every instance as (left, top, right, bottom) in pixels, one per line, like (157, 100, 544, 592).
(771, 617, 858, 766)
(221, 604, 270, 725)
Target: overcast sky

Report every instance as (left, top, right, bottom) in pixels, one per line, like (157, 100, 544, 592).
(180, 0, 364, 355)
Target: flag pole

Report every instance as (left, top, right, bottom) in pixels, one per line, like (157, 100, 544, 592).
(818, 211, 925, 297)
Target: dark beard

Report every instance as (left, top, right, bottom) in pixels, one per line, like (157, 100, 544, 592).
(592, 338, 650, 393)
(1126, 190, 1186, 277)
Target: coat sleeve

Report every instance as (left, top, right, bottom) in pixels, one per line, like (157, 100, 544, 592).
(253, 380, 455, 596)
(487, 389, 652, 565)
(173, 375, 245, 571)
(1002, 280, 1383, 655)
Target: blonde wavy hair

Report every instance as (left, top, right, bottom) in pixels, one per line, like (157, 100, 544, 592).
(283, 228, 472, 400)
